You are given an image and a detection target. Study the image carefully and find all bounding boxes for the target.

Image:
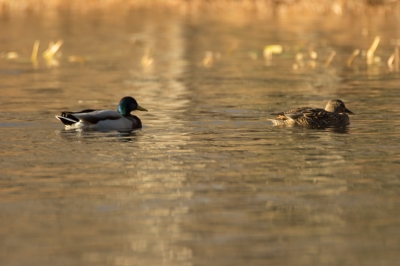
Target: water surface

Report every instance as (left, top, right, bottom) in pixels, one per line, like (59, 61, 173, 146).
(1, 10, 400, 266)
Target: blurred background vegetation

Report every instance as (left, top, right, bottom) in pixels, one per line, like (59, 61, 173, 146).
(1, 0, 399, 71)
(0, 0, 399, 15)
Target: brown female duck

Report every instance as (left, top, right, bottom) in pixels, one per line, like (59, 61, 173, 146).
(270, 99, 354, 128)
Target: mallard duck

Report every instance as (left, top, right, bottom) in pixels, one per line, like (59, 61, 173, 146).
(270, 99, 354, 128)
(55, 96, 147, 131)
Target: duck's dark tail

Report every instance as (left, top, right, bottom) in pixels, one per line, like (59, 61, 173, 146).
(55, 114, 79, 125)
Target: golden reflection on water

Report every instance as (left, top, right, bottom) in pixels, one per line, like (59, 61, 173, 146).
(1, 8, 400, 266)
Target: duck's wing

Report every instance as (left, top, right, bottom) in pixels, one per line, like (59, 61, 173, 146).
(271, 106, 316, 120)
(60, 109, 97, 117)
(55, 109, 97, 125)
(301, 108, 328, 117)
(284, 107, 326, 120)
(271, 106, 312, 115)
(56, 110, 122, 125)
(71, 110, 123, 124)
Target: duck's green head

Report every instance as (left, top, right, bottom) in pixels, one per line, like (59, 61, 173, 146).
(118, 96, 148, 116)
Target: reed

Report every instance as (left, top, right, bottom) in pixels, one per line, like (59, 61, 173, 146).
(347, 49, 360, 67)
(324, 51, 336, 68)
(263, 45, 283, 61)
(31, 40, 40, 68)
(42, 40, 63, 68)
(388, 45, 400, 71)
(366, 36, 380, 65)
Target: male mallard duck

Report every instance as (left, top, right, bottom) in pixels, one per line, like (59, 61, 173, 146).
(270, 99, 354, 128)
(55, 96, 147, 131)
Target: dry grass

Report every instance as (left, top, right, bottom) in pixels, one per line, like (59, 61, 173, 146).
(1, 0, 399, 71)
(0, 0, 399, 15)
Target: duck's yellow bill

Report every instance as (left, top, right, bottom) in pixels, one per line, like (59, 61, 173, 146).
(137, 105, 148, 112)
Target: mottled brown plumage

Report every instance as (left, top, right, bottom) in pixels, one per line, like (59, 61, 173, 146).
(270, 99, 354, 128)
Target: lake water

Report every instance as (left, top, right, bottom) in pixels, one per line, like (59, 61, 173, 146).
(1, 9, 400, 266)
